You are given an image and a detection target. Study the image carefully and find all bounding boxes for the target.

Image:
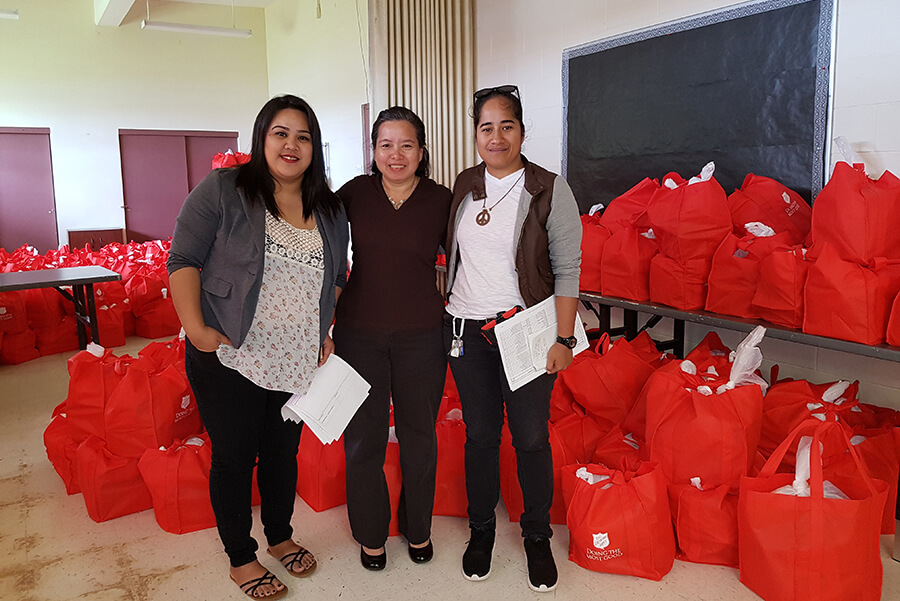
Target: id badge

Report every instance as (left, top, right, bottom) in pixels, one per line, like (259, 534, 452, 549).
(449, 336, 464, 358)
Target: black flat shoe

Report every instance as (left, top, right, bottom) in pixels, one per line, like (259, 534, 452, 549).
(360, 546, 386, 571)
(408, 540, 433, 564)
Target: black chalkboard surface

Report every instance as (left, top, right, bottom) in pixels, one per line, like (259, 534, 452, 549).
(562, 0, 833, 213)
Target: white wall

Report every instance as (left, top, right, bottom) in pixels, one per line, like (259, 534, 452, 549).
(0, 0, 270, 244)
(475, 0, 900, 409)
(265, 0, 369, 189)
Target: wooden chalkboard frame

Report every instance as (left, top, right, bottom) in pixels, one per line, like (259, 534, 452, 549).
(561, 0, 835, 212)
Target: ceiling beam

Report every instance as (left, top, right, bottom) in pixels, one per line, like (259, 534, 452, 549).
(94, 0, 137, 27)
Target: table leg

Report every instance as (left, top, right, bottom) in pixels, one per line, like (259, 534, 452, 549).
(85, 283, 100, 347)
(71, 284, 88, 349)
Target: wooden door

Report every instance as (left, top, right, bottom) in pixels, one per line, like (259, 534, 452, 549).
(0, 128, 59, 253)
(119, 130, 238, 243)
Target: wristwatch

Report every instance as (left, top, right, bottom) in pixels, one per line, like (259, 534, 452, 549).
(556, 335, 577, 349)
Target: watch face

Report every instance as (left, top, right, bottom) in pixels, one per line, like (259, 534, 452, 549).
(558, 336, 577, 349)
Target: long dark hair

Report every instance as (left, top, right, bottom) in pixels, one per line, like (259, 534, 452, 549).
(369, 106, 430, 178)
(472, 85, 525, 136)
(235, 95, 340, 219)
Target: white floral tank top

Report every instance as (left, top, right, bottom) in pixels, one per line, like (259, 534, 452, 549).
(217, 211, 325, 395)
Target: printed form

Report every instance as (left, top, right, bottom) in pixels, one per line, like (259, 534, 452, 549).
(493, 296, 590, 391)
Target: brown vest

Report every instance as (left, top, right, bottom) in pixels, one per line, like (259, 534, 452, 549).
(446, 157, 558, 308)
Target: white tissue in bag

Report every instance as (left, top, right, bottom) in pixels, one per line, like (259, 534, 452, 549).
(772, 436, 850, 500)
(576, 467, 613, 489)
(589, 202, 605, 216)
(688, 161, 716, 184)
(744, 222, 776, 238)
(716, 325, 768, 395)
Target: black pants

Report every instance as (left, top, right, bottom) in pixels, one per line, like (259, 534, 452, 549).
(334, 324, 446, 549)
(443, 313, 556, 539)
(184, 340, 302, 568)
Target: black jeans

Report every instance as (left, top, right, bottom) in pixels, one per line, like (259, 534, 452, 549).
(333, 323, 446, 549)
(443, 313, 555, 539)
(184, 340, 302, 568)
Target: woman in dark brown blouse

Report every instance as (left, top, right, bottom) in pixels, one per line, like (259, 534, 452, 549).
(333, 106, 451, 571)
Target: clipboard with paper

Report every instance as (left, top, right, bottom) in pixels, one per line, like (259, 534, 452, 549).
(493, 296, 589, 391)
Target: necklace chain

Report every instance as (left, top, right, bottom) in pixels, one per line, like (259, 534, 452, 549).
(475, 170, 524, 226)
(384, 176, 419, 211)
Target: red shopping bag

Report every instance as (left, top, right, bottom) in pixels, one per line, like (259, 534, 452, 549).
(579, 214, 610, 293)
(803, 243, 900, 345)
(646, 163, 732, 263)
(888, 292, 900, 347)
(825, 424, 900, 534)
(95, 305, 127, 348)
(22, 287, 66, 330)
(728, 173, 812, 246)
(705, 232, 793, 318)
(598, 177, 659, 233)
(104, 356, 202, 458)
(561, 462, 675, 580)
(296, 430, 346, 512)
(212, 151, 251, 169)
(751, 245, 811, 328)
(0, 328, 40, 364)
(76, 435, 154, 522)
(591, 425, 647, 472)
(759, 376, 861, 468)
(138, 434, 217, 534)
(559, 333, 662, 431)
(500, 421, 571, 525)
(0, 291, 28, 333)
(738, 417, 888, 601)
(810, 162, 900, 264)
(668, 479, 738, 567)
(135, 298, 182, 339)
(600, 226, 658, 301)
(43, 401, 88, 495)
(648, 254, 712, 310)
(35, 315, 79, 356)
(434, 412, 468, 518)
(65, 347, 135, 439)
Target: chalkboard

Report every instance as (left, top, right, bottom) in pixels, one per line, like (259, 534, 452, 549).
(562, 0, 834, 213)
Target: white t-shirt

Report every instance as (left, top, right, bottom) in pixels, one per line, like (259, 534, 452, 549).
(447, 168, 527, 319)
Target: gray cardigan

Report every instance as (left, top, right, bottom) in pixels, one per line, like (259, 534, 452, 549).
(167, 168, 348, 348)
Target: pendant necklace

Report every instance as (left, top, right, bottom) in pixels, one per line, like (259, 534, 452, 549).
(384, 177, 419, 211)
(475, 170, 525, 226)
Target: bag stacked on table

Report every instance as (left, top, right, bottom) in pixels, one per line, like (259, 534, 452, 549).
(805, 162, 900, 344)
(646, 162, 732, 309)
(598, 178, 661, 301)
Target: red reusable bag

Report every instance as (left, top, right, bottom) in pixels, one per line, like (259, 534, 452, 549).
(138, 434, 217, 534)
(296, 430, 346, 512)
(803, 243, 900, 345)
(385, 439, 402, 537)
(0, 328, 40, 364)
(212, 150, 251, 169)
(434, 411, 468, 518)
(751, 245, 811, 328)
(0, 291, 28, 333)
(95, 305, 127, 348)
(76, 435, 154, 523)
(104, 356, 202, 458)
(728, 173, 812, 246)
(598, 177, 659, 233)
(668, 479, 739, 567)
(35, 315, 79, 356)
(600, 226, 658, 301)
(738, 417, 888, 601)
(705, 232, 793, 318)
(591, 425, 647, 472)
(648, 254, 712, 310)
(825, 425, 900, 534)
(646, 163, 732, 263)
(134, 298, 182, 339)
(887, 292, 900, 347)
(561, 462, 675, 580)
(65, 347, 134, 440)
(810, 162, 900, 264)
(579, 214, 610, 293)
(43, 401, 88, 495)
(22, 287, 66, 330)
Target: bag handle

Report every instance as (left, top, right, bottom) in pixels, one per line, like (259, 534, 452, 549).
(594, 332, 612, 355)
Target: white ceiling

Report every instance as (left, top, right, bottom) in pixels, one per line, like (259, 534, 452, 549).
(95, 0, 278, 27)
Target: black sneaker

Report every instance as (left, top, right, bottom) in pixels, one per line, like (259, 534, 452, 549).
(524, 537, 557, 592)
(462, 528, 495, 581)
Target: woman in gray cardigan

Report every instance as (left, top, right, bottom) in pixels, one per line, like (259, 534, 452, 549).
(168, 95, 348, 601)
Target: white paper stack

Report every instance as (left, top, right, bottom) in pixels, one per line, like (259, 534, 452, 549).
(281, 354, 370, 444)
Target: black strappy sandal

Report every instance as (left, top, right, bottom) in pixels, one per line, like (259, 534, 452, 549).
(268, 545, 317, 578)
(230, 570, 288, 600)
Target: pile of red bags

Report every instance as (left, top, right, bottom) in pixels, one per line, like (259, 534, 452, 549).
(535, 326, 898, 595)
(0, 240, 183, 364)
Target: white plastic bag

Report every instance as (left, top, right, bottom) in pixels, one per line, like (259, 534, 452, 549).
(772, 436, 850, 500)
(716, 325, 768, 395)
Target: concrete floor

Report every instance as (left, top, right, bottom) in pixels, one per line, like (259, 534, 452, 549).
(1, 336, 898, 601)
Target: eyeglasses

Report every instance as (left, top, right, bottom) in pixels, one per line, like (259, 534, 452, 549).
(473, 85, 520, 102)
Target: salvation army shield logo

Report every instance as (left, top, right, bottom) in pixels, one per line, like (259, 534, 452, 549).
(592, 532, 610, 549)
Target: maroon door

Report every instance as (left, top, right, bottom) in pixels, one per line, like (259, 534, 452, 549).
(0, 128, 59, 253)
(120, 130, 238, 244)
